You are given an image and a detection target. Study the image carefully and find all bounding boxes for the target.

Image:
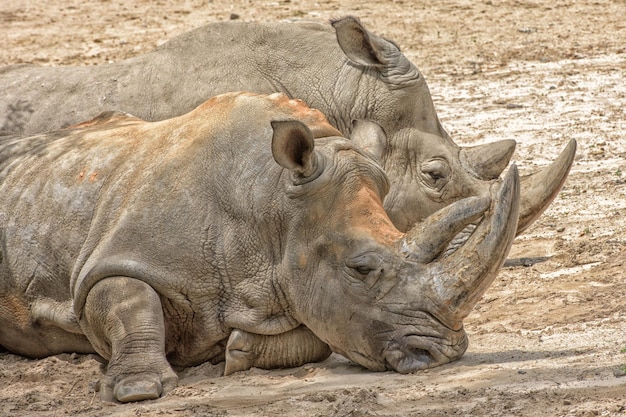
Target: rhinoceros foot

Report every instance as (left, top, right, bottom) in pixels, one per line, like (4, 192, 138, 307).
(98, 369, 178, 403)
(81, 277, 180, 402)
(112, 374, 167, 403)
(98, 354, 179, 403)
(224, 326, 332, 376)
(224, 330, 257, 376)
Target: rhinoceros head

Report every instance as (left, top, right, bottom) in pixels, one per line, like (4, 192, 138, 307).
(332, 16, 575, 235)
(270, 118, 519, 372)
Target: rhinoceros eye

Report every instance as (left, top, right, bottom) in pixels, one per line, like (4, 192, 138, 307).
(420, 159, 450, 190)
(347, 253, 383, 280)
(355, 265, 373, 276)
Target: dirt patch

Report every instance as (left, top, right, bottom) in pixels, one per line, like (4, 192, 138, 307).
(1, 0, 625, 416)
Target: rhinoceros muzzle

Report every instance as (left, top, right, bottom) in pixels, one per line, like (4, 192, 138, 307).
(382, 330, 469, 373)
(375, 163, 520, 373)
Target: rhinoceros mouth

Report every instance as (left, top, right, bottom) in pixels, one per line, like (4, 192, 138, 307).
(341, 350, 387, 372)
(382, 332, 468, 374)
(332, 330, 467, 374)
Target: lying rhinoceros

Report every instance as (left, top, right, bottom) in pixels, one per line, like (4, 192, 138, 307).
(0, 92, 520, 403)
(0, 16, 574, 235)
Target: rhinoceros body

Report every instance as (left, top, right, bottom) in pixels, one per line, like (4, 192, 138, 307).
(0, 17, 575, 234)
(0, 92, 521, 403)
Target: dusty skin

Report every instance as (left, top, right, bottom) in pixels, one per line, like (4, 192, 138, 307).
(0, 0, 624, 416)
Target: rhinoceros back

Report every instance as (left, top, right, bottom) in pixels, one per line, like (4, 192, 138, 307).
(0, 21, 345, 136)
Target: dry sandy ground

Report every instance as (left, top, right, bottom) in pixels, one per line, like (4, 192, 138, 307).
(1, 0, 625, 416)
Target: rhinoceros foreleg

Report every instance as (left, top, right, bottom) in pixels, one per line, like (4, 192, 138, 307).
(80, 276, 178, 403)
(224, 325, 331, 375)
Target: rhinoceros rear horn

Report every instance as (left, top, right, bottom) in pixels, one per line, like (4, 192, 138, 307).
(516, 139, 577, 235)
(432, 164, 520, 326)
(271, 120, 317, 178)
(460, 139, 517, 180)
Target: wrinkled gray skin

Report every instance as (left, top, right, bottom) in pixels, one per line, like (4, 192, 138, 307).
(0, 92, 520, 403)
(0, 16, 574, 235)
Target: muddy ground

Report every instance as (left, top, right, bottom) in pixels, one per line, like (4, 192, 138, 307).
(0, 0, 625, 416)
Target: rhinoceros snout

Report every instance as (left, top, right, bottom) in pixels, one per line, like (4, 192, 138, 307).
(382, 331, 469, 373)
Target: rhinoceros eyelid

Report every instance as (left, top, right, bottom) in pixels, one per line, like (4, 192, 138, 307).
(420, 159, 451, 190)
(346, 253, 384, 273)
(355, 265, 373, 275)
(420, 159, 450, 174)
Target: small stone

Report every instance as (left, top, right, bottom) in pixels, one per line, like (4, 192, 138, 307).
(230, 13, 240, 20)
(89, 380, 100, 393)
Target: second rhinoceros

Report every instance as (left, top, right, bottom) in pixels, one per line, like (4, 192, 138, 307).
(0, 16, 574, 235)
(0, 92, 520, 403)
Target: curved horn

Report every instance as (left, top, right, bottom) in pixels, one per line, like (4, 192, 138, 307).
(401, 197, 490, 263)
(460, 139, 517, 180)
(516, 139, 577, 235)
(432, 164, 520, 325)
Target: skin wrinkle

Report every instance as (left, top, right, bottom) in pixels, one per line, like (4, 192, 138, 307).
(386, 328, 465, 363)
(381, 301, 463, 339)
(377, 44, 422, 90)
(343, 66, 378, 136)
(371, 322, 458, 371)
(212, 148, 305, 336)
(201, 221, 229, 335)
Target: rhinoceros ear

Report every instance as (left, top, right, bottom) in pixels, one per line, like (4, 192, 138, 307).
(331, 16, 387, 67)
(350, 120, 387, 161)
(271, 120, 316, 177)
(332, 17, 420, 88)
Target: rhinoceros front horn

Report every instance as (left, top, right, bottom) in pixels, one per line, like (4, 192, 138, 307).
(429, 164, 520, 327)
(516, 139, 577, 235)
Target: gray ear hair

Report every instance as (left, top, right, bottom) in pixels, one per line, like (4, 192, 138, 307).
(271, 120, 316, 177)
(332, 16, 420, 89)
(331, 16, 386, 67)
(350, 120, 387, 161)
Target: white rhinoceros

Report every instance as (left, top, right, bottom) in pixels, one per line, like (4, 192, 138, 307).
(0, 17, 574, 235)
(0, 92, 520, 403)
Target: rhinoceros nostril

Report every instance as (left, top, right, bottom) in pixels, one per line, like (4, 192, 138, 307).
(382, 337, 437, 374)
(409, 348, 432, 365)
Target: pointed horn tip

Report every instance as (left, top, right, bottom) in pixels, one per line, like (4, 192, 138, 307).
(502, 139, 518, 155)
(496, 163, 521, 216)
(491, 163, 520, 204)
(566, 138, 577, 162)
(515, 139, 576, 235)
(552, 138, 577, 169)
(508, 162, 519, 185)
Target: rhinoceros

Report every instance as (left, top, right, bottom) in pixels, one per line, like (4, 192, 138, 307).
(0, 16, 574, 235)
(0, 92, 521, 403)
